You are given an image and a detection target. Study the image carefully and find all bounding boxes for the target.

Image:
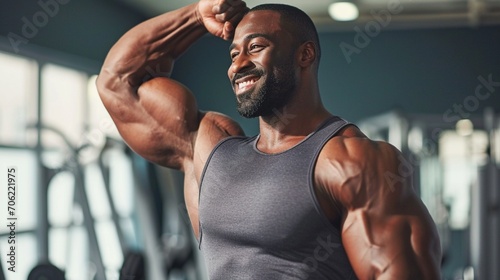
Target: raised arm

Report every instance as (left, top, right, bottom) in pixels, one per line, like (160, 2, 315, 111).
(96, 0, 247, 170)
(320, 137, 442, 279)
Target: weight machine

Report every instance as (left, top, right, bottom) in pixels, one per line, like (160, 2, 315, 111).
(358, 108, 499, 280)
(0, 123, 204, 280)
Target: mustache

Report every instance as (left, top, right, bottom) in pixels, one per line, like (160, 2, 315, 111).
(232, 69, 264, 85)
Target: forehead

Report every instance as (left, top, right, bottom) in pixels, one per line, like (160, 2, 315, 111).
(233, 10, 284, 40)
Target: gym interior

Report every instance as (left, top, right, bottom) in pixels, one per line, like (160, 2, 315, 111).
(1, 0, 500, 279)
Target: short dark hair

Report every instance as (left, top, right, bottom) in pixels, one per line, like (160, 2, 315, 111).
(249, 4, 321, 66)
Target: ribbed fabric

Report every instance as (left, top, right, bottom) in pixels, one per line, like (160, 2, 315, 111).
(198, 116, 357, 279)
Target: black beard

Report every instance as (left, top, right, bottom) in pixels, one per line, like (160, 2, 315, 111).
(235, 62, 296, 119)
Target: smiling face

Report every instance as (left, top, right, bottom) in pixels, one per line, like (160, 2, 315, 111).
(228, 10, 298, 118)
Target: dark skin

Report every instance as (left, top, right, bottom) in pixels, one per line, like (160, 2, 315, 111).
(97, 0, 442, 278)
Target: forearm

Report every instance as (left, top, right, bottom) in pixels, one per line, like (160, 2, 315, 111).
(99, 3, 207, 90)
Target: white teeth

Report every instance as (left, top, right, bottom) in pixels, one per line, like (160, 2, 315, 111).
(238, 79, 257, 89)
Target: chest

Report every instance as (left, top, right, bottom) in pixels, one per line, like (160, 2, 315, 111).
(198, 142, 335, 250)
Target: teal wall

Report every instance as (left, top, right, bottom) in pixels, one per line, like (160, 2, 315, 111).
(172, 26, 500, 135)
(2, 1, 499, 136)
(318, 26, 500, 122)
(0, 0, 146, 61)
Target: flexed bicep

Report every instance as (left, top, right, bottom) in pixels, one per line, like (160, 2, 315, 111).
(98, 76, 200, 170)
(96, 1, 249, 170)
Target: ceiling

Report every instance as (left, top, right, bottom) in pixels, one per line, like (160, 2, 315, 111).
(118, 0, 500, 31)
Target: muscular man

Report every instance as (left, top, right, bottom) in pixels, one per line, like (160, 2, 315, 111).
(97, 0, 442, 278)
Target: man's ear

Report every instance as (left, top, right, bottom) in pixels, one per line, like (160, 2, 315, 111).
(298, 41, 316, 68)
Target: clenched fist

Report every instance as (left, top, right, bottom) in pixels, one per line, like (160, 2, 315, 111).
(197, 0, 249, 40)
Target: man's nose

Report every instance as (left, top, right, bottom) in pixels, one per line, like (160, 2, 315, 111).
(230, 53, 254, 75)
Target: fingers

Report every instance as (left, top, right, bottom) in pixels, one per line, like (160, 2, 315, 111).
(213, 0, 248, 40)
(222, 21, 235, 40)
(212, 0, 243, 13)
(221, 6, 248, 40)
(198, 0, 248, 40)
(212, 0, 247, 22)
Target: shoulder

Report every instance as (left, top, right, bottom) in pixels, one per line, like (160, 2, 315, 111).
(316, 125, 411, 209)
(192, 111, 245, 179)
(199, 111, 245, 137)
(320, 125, 402, 170)
(196, 111, 245, 152)
(319, 128, 442, 278)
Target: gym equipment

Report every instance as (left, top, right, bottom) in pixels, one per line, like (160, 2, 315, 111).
(32, 124, 107, 280)
(98, 137, 204, 280)
(470, 108, 499, 280)
(27, 262, 65, 280)
(120, 251, 146, 280)
(0, 258, 5, 280)
(358, 108, 500, 280)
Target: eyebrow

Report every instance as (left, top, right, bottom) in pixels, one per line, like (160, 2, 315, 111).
(229, 33, 272, 52)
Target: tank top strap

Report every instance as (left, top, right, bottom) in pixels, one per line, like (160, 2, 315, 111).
(300, 115, 352, 154)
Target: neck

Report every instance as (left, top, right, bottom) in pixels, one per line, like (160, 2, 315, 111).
(256, 82, 331, 154)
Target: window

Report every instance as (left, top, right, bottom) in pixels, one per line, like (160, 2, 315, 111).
(0, 47, 127, 280)
(0, 52, 37, 146)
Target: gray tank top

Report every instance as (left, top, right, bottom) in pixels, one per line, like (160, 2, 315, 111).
(198, 116, 357, 279)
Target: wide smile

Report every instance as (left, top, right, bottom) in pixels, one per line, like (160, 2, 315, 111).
(234, 76, 260, 95)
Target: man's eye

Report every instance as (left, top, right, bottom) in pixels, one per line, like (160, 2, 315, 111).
(250, 44, 263, 51)
(230, 52, 239, 60)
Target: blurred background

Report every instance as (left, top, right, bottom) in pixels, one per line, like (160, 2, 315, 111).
(0, 0, 499, 279)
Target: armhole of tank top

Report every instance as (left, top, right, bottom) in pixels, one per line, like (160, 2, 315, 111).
(307, 120, 352, 235)
(197, 135, 248, 248)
